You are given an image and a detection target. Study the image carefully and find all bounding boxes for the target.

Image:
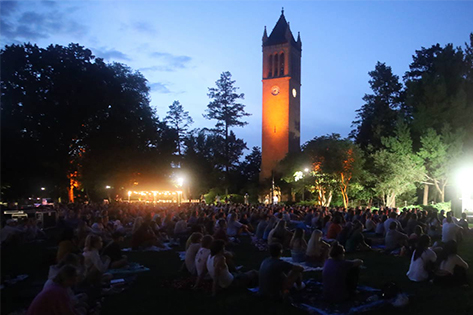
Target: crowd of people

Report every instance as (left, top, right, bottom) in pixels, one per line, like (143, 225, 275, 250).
(1, 201, 471, 314)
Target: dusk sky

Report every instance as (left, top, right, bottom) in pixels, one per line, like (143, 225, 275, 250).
(1, 1, 472, 152)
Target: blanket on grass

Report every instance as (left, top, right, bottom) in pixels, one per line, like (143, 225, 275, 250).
(122, 244, 172, 252)
(279, 257, 324, 272)
(108, 262, 150, 275)
(249, 279, 388, 315)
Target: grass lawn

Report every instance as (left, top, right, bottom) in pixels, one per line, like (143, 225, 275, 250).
(2, 233, 473, 315)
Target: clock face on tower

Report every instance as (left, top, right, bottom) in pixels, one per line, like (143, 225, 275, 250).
(292, 88, 297, 98)
(271, 86, 280, 96)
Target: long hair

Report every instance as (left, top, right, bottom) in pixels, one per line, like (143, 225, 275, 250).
(132, 217, 143, 234)
(84, 234, 101, 252)
(414, 234, 431, 261)
(306, 229, 323, 256)
(290, 228, 304, 248)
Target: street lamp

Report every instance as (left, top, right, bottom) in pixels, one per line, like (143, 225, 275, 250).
(105, 185, 111, 189)
(41, 187, 46, 191)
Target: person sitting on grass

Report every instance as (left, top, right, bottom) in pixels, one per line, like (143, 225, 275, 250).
(83, 234, 113, 285)
(185, 232, 203, 275)
(227, 213, 252, 239)
(322, 241, 363, 302)
(458, 213, 469, 234)
(289, 228, 307, 263)
(407, 234, 437, 282)
(57, 228, 79, 262)
(345, 220, 371, 253)
(442, 215, 462, 244)
(306, 229, 330, 267)
(434, 240, 469, 286)
(326, 215, 343, 240)
(206, 240, 258, 296)
(102, 231, 128, 269)
(131, 217, 163, 249)
(255, 214, 269, 240)
(27, 265, 79, 315)
(194, 235, 214, 288)
(375, 215, 388, 236)
(44, 254, 88, 315)
(385, 221, 408, 253)
(268, 220, 292, 247)
(259, 242, 305, 300)
(213, 219, 229, 244)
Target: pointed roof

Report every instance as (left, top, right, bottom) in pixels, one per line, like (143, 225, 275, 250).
(263, 9, 297, 47)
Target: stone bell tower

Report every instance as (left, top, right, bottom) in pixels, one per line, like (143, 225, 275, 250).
(260, 9, 302, 182)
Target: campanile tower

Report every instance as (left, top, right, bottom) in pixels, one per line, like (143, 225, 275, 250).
(260, 9, 302, 181)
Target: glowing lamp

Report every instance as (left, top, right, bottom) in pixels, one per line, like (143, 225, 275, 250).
(105, 185, 111, 189)
(41, 187, 46, 191)
(456, 166, 473, 212)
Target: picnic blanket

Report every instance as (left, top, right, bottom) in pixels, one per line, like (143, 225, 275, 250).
(291, 279, 387, 315)
(279, 257, 324, 272)
(122, 244, 172, 252)
(108, 262, 150, 275)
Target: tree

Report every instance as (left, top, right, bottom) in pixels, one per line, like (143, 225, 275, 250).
(165, 100, 193, 156)
(403, 42, 472, 145)
(371, 122, 424, 207)
(351, 62, 404, 151)
(304, 134, 363, 207)
(417, 126, 464, 203)
(203, 71, 251, 193)
(1, 43, 176, 201)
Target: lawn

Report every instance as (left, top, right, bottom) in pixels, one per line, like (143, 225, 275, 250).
(2, 232, 473, 315)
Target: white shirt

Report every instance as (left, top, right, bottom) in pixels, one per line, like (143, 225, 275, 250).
(206, 255, 234, 288)
(185, 243, 201, 275)
(442, 222, 460, 243)
(195, 247, 211, 276)
(83, 249, 109, 273)
(407, 248, 437, 282)
(227, 220, 243, 237)
(439, 255, 469, 275)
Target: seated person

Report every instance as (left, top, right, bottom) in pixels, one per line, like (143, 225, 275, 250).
(103, 231, 128, 269)
(345, 221, 371, 252)
(385, 221, 408, 252)
(227, 215, 252, 237)
(27, 265, 79, 315)
(259, 242, 304, 299)
(458, 213, 469, 232)
(213, 219, 229, 244)
(83, 234, 112, 285)
(434, 240, 469, 286)
(194, 235, 214, 287)
(407, 235, 437, 282)
(131, 218, 162, 249)
(289, 228, 307, 263)
(57, 228, 79, 262)
(326, 216, 342, 240)
(255, 215, 269, 240)
(375, 215, 387, 236)
(185, 232, 203, 275)
(206, 240, 258, 296)
(268, 220, 292, 247)
(442, 215, 462, 243)
(323, 242, 363, 302)
(364, 213, 376, 232)
(306, 229, 330, 267)
(44, 254, 87, 314)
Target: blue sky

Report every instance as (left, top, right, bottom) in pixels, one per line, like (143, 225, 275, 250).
(1, 1, 472, 152)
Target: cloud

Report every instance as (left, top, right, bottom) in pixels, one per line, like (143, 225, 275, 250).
(92, 47, 131, 61)
(0, 2, 88, 44)
(145, 51, 192, 72)
(0, 1, 19, 17)
(149, 82, 171, 94)
(132, 22, 157, 35)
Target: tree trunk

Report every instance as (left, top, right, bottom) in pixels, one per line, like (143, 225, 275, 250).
(423, 184, 429, 205)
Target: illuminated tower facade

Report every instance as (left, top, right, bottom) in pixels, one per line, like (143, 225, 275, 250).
(260, 9, 302, 181)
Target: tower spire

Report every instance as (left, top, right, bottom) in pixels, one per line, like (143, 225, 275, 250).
(281, 7, 284, 15)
